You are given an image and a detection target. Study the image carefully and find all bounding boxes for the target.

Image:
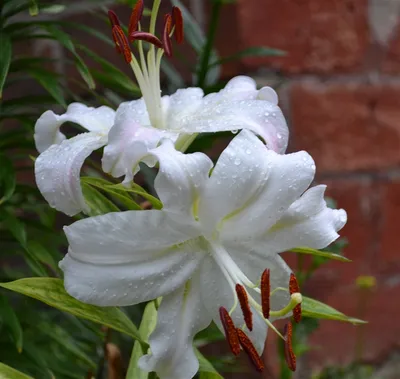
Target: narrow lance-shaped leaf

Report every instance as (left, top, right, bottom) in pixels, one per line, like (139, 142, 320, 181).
(39, 25, 95, 90)
(0, 295, 23, 352)
(0, 154, 16, 205)
(0, 363, 33, 379)
(196, 349, 224, 379)
(1, 210, 49, 276)
(208, 46, 286, 68)
(81, 176, 162, 210)
(25, 67, 66, 107)
(302, 296, 366, 325)
(0, 278, 146, 345)
(29, 0, 39, 16)
(170, 0, 220, 86)
(289, 247, 351, 262)
(82, 182, 121, 216)
(0, 35, 12, 98)
(127, 301, 158, 379)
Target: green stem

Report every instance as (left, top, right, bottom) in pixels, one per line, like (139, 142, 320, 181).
(196, 1, 221, 88)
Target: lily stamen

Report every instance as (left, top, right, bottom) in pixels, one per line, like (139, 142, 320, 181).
(162, 14, 173, 57)
(219, 307, 241, 356)
(111, 25, 132, 63)
(172, 6, 184, 43)
(261, 269, 270, 319)
(235, 284, 253, 331)
(128, 0, 144, 37)
(284, 322, 296, 371)
(289, 273, 302, 323)
(108, 0, 184, 129)
(236, 328, 264, 373)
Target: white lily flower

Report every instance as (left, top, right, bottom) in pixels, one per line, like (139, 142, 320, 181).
(34, 2, 288, 216)
(34, 103, 115, 216)
(102, 4, 288, 184)
(60, 130, 347, 379)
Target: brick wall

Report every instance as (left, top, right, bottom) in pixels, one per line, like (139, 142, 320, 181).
(219, 0, 400, 375)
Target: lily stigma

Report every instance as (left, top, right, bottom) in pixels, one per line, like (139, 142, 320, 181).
(60, 130, 347, 379)
(34, 0, 289, 217)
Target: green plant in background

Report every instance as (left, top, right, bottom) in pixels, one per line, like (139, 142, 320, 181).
(1, 1, 367, 378)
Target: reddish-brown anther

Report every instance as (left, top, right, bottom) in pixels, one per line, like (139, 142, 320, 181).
(163, 13, 173, 57)
(112, 26, 132, 64)
(219, 307, 240, 356)
(172, 6, 184, 44)
(108, 10, 120, 27)
(261, 269, 270, 319)
(284, 322, 296, 372)
(235, 284, 253, 331)
(236, 329, 264, 373)
(128, 0, 144, 39)
(289, 273, 302, 323)
(130, 31, 164, 49)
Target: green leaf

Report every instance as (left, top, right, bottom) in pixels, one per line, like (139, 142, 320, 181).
(0, 295, 23, 352)
(81, 176, 162, 210)
(127, 302, 157, 379)
(0, 34, 12, 98)
(81, 177, 141, 211)
(0, 363, 33, 379)
(1, 210, 49, 276)
(78, 45, 140, 95)
(196, 349, 223, 379)
(289, 247, 351, 263)
(170, 0, 220, 86)
(0, 278, 145, 344)
(209, 46, 286, 68)
(82, 182, 120, 216)
(25, 67, 66, 107)
(39, 324, 96, 369)
(302, 296, 366, 325)
(40, 25, 95, 90)
(26, 240, 59, 272)
(0, 154, 16, 204)
(108, 183, 163, 210)
(29, 0, 39, 16)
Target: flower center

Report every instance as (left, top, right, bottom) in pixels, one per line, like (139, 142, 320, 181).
(108, 0, 184, 129)
(210, 242, 301, 373)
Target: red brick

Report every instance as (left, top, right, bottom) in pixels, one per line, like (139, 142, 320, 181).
(236, 0, 369, 74)
(379, 180, 400, 266)
(309, 281, 400, 368)
(291, 82, 400, 172)
(382, 23, 400, 73)
(305, 178, 380, 293)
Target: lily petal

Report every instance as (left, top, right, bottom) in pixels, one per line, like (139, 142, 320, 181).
(173, 79, 288, 152)
(199, 130, 315, 240)
(164, 87, 204, 128)
(139, 271, 212, 379)
(254, 185, 347, 252)
(199, 256, 267, 354)
(35, 132, 107, 216)
(150, 140, 213, 215)
(213, 75, 258, 100)
(61, 210, 203, 306)
(34, 103, 115, 153)
(226, 242, 292, 316)
(102, 119, 174, 184)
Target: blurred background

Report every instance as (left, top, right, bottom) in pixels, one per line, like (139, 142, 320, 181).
(1, 0, 400, 378)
